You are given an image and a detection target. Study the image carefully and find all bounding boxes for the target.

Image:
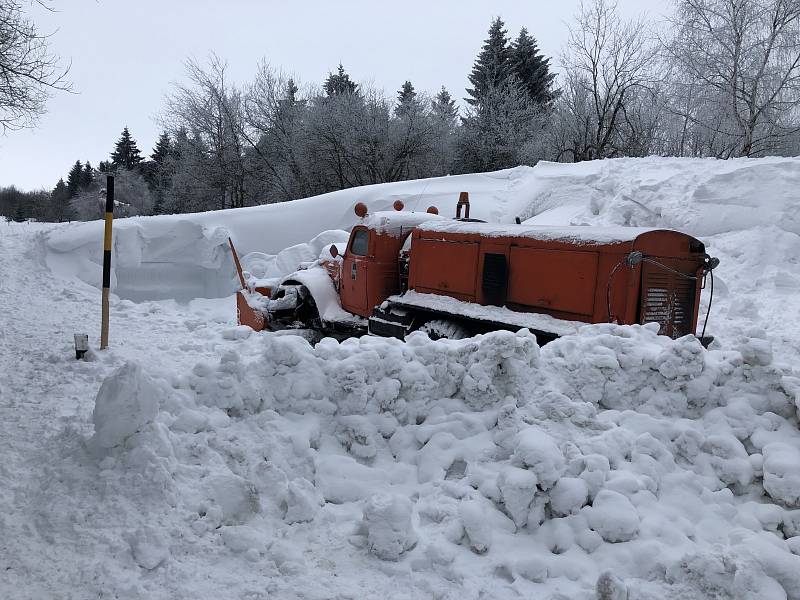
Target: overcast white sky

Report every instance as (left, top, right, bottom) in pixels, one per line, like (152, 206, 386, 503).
(0, 0, 666, 191)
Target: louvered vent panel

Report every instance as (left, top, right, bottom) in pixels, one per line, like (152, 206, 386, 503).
(640, 262, 697, 339)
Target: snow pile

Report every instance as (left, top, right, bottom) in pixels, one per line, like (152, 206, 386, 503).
(32, 323, 796, 598)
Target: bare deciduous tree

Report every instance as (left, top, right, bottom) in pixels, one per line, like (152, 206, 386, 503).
(0, 0, 70, 132)
(666, 0, 800, 157)
(163, 55, 247, 210)
(557, 0, 657, 160)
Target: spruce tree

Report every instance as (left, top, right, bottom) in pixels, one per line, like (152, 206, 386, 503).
(50, 178, 73, 222)
(151, 131, 171, 165)
(395, 80, 418, 117)
(110, 126, 144, 170)
(324, 64, 358, 97)
(66, 160, 83, 198)
(466, 17, 513, 106)
(149, 131, 173, 215)
(80, 162, 94, 190)
(432, 86, 458, 126)
(510, 27, 556, 107)
(12, 200, 27, 222)
(285, 79, 299, 104)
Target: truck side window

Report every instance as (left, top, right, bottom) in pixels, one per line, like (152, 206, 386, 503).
(350, 229, 369, 256)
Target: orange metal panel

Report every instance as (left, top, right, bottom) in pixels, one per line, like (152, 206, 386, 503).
(508, 247, 599, 317)
(236, 291, 266, 331)
(411, 238, 479, 298)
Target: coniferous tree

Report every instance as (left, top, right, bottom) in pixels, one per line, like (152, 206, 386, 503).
(80, 162, 94, 190)
(66, 160, 83, 198)
(148, 131, 173, 214)
(395, 80, 418, 117)
(285, 78, 299, 105)
(324, 64, 358, 97)
(510, 27, 556, 107)
(151, 131, 171, 165)
(466, 17, 513, 106)
(98, 160, 111, 173)
(50, 178, 72, 222)
(432, 86, 458, 126)
(11, 200, 27, 222)
(110, 126, 143, 170)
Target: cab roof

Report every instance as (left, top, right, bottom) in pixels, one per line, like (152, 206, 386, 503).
(361, 211, 444, 236)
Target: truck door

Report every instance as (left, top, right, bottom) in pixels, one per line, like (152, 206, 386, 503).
(340, 227, 371, 316)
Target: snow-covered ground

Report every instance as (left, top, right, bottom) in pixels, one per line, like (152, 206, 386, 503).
(3, 156, 800, 599)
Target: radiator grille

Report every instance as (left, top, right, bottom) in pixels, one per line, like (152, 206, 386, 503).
(640, 263, 696, 338)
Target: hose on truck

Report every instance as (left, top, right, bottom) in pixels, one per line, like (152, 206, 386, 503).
(606, 251, 719, 340)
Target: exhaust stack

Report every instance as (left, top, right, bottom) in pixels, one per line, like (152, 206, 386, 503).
(456, 191, 470, 219)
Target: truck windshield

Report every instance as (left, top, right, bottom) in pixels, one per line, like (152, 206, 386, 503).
(350, 229, 369, 256)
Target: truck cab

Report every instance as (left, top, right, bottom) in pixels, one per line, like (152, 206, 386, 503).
(338, 207, 443, 317)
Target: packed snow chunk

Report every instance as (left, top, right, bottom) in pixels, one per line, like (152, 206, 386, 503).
(550, 477, 589, 517)
(221, 525, 266, 554)
(595, 570, 628, 600)
(92, 362, 162, 448)
(512, 428, 565, 490)
(336, 415, 381, 459)
(703, 434, 754, 487)
(763, 444, 800, 507)
(514, 557, 549, 583)
(284, 478, 325, 524)
(169, 408, 210, 434)
(362, 493, 417, 561)
(586, 490, 640, 542)
(221, 325, 253, 341)
(128, 526, 170, 570)
(205, 474, 261, 525)
(459, 498, 493, 554)
(737, 336, 774, 366)
(497, 466, 538, 528)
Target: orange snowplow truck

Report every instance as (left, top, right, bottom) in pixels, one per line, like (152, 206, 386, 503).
(232, 193, 719, 346)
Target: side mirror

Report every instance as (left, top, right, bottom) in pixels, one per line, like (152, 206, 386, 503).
(329, 244, 339, 258)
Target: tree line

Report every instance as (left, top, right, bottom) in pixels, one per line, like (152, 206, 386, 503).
(5, 0, 800, 222)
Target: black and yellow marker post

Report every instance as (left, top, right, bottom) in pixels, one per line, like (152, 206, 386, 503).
(101, 175, 114, 349)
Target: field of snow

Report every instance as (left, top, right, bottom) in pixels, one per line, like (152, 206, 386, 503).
(3, 156, 800, 599)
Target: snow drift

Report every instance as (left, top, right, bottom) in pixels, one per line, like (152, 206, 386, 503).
(39, 323, 800, 598)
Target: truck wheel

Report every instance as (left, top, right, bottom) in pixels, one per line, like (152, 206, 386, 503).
(419, 319, 470, 341)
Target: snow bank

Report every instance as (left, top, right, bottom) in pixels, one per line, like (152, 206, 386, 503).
(41, 216, 350, 303)
(61, 323, 800, 597)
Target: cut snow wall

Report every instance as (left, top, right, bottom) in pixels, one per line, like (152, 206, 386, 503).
(43, 219, 238, 302)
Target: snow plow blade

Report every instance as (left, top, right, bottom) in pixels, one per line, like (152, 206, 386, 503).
(229, 236, 271, 332)
(236, 290, 267, 332)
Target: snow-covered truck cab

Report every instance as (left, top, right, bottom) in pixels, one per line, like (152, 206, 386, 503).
(337, 202, 443, 318)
